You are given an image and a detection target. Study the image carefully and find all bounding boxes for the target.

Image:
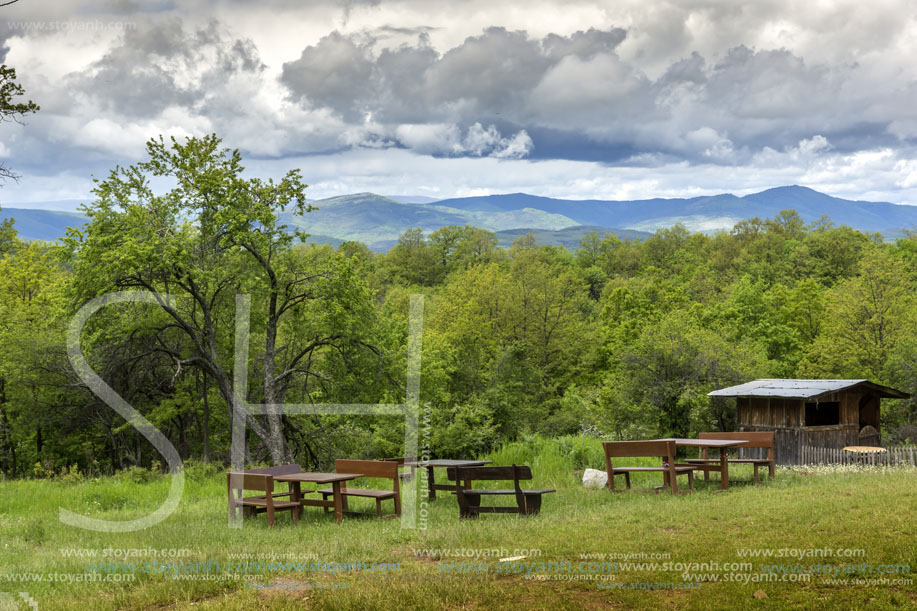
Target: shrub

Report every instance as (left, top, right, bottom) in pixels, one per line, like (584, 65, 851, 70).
(181, 458, 221, 482)
(116, 465, 159, 484)
(55, 464, 84, 485)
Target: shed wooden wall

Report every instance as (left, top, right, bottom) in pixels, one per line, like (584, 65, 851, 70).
(736, 391, 875, 465)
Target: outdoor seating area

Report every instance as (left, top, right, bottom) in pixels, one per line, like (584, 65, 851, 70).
(225, 425, 785, 527)
(226, 458, 552, 526)
(226, 429, 782, 526)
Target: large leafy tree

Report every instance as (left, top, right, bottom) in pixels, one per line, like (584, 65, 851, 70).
(0, 64, 39, 184)
(66, 134, 377, 464)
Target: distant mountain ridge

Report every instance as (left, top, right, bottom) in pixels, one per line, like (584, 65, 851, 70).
(3, 186, 916, 249)
(430, 186, 917, 236)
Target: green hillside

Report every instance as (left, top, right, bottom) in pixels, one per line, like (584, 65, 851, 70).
(495, 225, 651, 249)
(283, 193, 581, 247)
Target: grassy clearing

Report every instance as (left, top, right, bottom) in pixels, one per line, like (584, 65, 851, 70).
(1, 436, 916, 610)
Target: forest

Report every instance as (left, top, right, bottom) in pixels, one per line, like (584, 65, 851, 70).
(1, 134, 916, 480)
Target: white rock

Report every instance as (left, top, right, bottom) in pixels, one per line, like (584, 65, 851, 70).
(582, 468, 608, 489)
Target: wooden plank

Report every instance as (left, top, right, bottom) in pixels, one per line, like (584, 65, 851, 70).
(446, 465, 533, 481)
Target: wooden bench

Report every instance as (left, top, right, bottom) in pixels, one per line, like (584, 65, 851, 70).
(681, 431, 775, 483)
(317, 459, 401, 519)
(602, 440, 694, 494)
(446, 464, 555, 518)
(227, 472, 301, 527)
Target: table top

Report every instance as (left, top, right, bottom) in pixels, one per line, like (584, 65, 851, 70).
(273, 472, 364, 484)
(403, 459, 493, 468)
(661, 438, 750, 448)
(843, 446, 887, 453)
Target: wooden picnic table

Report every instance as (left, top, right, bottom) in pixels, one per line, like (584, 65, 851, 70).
(273, 472, 364, 523)
(657, 438, 749, 490)
(403, 459, 493, 500)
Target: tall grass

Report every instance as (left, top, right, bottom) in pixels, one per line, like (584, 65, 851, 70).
(0, 435, 915, 610)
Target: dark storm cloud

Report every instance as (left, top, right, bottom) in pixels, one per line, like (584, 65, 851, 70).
(66, 17, 264, 118)
(282, 26, 627, 123)
(542, 27, 627, 60)
(280, 26, 632, 156)
(277, 18, 917, 164)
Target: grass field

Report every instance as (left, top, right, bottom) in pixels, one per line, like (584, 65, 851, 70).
(1, 435, 916, 610)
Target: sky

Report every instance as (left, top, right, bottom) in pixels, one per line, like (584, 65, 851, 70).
(0, 0, 916, 210)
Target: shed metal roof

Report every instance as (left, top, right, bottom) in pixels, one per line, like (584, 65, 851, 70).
(708, 379, 909, 400)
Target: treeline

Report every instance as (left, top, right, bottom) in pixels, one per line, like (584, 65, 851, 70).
(1, 137, 916, 479)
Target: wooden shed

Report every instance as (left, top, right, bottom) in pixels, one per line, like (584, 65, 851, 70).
(708, 379, 909, 465)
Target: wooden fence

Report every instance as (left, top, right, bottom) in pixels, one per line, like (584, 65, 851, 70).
(800, 444, 917, 466)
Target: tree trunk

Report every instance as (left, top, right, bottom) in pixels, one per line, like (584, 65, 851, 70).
(199, 371, 210, 463)
(262, 293, 293, 464)
(0, 378, 12, 478)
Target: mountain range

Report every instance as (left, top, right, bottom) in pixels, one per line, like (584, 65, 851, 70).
(2, 186, 915, 250)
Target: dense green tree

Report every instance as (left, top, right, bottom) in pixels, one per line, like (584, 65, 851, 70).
(0, 64, 39, 184)
(66, 135, 380, 465)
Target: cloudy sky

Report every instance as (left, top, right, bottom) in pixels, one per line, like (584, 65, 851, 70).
(1, 0, 916, 209)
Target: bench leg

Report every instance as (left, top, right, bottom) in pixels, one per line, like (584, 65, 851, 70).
(687, 471, 694, 492)
(321, 492, 331, 513)
(624, 472, 631, 489)
(460, 495, 480, 519)
(522, 494, 542, 516)
(376, 499, 383, 518)
(332, 482, 345, 524)
(719, 449, 729, 490)
(768, 462, 775, 480)
(427, 467, 437, 501)
(753, 464, 760, 484)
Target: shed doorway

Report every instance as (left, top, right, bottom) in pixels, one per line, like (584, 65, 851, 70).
(858, 394, 881, 446)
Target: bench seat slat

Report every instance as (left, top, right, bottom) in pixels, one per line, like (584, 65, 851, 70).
(316, 487, 395, 499)
(237, 498, 301, 509)
(611, 466, 694, 473)
(246, 491, 312, 502)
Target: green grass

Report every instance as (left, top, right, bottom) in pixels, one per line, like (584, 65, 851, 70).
(1, 436, 916, 610)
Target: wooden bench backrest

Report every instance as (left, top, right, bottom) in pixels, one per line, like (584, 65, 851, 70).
(602, 440, 677, 459)
(698, 431, 774, 448)
(335, 459, 398, 480)
(246, 463, 302, 476)
(226, 472, 273, 493)
(445, 465, 533, 481)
